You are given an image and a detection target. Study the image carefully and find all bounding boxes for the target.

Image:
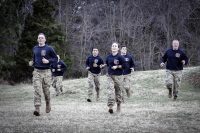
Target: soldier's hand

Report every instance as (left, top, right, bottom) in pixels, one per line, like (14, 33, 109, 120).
(93, 63, 98, 67)
(52, 69, 55, 72)
(112, 66, 118, 70)
(86, 67, 90, 70)
(182, 60, 185, 65)
(160, 62, 165, 67)
(100, 64, 106, 69)
(29, 60, 33, 66)
(57, 69, 61, 71)
(131, 68, 135, 72)
(42, 57, 49, 64)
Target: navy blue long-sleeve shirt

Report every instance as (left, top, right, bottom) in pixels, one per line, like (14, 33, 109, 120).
(122, 54, 135, 75)
(50, 60, 67, 76)
(33, 44, 58, 70)
(161, 48, 188, 70)
(86, 55, 104, 74)
(106, 53, 126, 76)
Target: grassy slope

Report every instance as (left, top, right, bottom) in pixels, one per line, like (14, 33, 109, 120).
(0, 67, 200, 133)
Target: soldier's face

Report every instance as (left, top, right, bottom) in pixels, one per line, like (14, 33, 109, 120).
(92, 49, 99, 57)
(172, 40, 179, 50)
(111, 43, 119, 52)
(37, 34, 46, 45)
(121, 47, 127, 55)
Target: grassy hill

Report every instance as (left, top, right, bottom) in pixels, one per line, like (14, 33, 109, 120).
(0, 67, 200, 133)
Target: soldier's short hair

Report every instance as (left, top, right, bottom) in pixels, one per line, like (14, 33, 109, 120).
(112, 42, 120, 47)
(92, 47, 98, 50)
(38, 33, 46, 38)
(172, 39, 179, 42)
(121, 45, 127, 48)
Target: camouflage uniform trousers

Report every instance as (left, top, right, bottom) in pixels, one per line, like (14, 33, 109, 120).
(88, 71, 100, 99)
(52, 76, 63, 95)
(122, 74, 131, 98)
(107, 75, 123, 107)
(32, 69, 52, 107)
(165, 70, 183, 96)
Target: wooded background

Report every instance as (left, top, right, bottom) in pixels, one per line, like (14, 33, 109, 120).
(0, 0, 200, 83)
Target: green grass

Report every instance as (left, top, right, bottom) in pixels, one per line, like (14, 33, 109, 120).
(0, 67, 200, 133)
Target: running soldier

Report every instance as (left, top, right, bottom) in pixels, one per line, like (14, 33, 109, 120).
(160, 39, 188, 100)
(120, 45, 135, 98)
(106, 42, 126, 114)
(86, 47, 105, 102)
(51, 55, 67, 96)
(29, 33, 58, 116)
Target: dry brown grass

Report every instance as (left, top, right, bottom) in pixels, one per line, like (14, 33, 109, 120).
(0, 67, 200, 133)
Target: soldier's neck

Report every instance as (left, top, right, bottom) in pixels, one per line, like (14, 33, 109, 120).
(39, 43, 45, 47)
(112, 52, 118, 56)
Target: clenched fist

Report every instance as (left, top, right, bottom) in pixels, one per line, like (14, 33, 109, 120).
(29, 60, 33, 66)
(112, 66, 118, 70)
(42, 57, 49, 64)
(160, 62, 165, 67)
(182, 60, 185, 65)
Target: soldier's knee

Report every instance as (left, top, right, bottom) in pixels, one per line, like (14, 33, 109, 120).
(52, 83, 56, 88)
(124, 84, 129, 89)
(166, 84, 172, 89)
(88, 83, 93, 88)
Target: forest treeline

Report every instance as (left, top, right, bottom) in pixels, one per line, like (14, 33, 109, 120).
(0, 0, 200, 83)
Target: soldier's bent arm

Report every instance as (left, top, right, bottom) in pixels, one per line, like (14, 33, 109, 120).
(49, 47, 58, 64)
(86, 57, 90, 68)
(130, 55, 135, 68)
(120, 56, 127, 69)
(181, 52, 188, 65)
(161, 51, 168, 63)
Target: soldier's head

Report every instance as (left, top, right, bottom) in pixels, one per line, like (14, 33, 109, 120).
(92, 47, 99, 57)
(37, 33, 46, 46)
(172, 40, 179, 50)
(120, 45, 127, 55)
(111, 42, 119, 53)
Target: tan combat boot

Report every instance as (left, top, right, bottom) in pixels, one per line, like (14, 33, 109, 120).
(108, 105, 114, 114)
(126, 89, 131, 98)
(117, 103, 121, 113)
(46, 101, 51, 113)
(96, 92, 100, 101)
(168, 88, 172, 98)
(33, 105, 40, 116)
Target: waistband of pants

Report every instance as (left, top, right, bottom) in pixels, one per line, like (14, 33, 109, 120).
(34, 68, 51, 72)
(166, 69, 182, 72)
(89, 71, 100, 76)
(107, 74, 122, 77)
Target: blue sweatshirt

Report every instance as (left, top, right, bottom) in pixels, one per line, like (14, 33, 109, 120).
(122, 54, 135, 75)
(33, 44, 58, 70)
(106, 53, 126, 76)
(86, 55, 104, 74)
(50, 60, 67, 76)
(162, 48, 188, 70)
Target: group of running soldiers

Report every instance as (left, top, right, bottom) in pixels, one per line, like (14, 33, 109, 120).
(29, 33, 188, 116)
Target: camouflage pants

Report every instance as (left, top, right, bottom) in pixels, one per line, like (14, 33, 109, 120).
(52, 76, 63, 95)
(107, 75, 123, 107)
(165, 70, 182, 96)
(32, 69, 51, 107)
(122, 74, 131, 97)
(88, 71, 100, 99)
